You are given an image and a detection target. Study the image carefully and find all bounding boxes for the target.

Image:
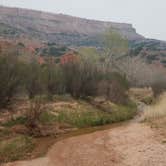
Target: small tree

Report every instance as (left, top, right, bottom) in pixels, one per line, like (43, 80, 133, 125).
(43, 63, 65, 99)
(102, 29, 129, 72)
(24, 61, 44, 99)
(97, 72, 129, 104)
(62, 54, 100, 98)
(0, 55, 22, 108)
(25, 97, 46, 135)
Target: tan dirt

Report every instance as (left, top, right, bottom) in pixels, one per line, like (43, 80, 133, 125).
(3, 120, 166, 166)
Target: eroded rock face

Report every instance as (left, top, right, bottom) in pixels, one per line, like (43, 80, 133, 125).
(0, 6, 144, 46)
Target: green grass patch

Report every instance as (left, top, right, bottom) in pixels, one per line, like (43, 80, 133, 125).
(56, 102, 137, 128)
(3, 112, 57, 126)
(39, 111, 57, 124)
(0, 135, 34, 163)
(3, 117, 27, 127)
(2, 100, 136, 129)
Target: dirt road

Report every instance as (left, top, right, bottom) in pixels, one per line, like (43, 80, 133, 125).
(4, 119, 166, 166)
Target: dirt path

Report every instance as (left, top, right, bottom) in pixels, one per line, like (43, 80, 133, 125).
(4, 119, 166, 166)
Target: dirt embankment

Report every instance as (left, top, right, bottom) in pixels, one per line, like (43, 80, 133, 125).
(4, 119, 166, 166)
(3, 93, 166, 166)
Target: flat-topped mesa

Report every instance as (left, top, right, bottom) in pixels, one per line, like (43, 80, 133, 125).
(0, 6, 144, 46)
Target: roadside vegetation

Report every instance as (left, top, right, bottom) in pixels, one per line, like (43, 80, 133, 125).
(141, 93, 166, 142)
(56, 103, 136, 128)
(143, 93, 166, 121)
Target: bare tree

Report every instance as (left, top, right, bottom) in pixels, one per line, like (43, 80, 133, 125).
(25, 61, 44, 99)
(117, 56, 166, 87)
(0, 54, 22, 108)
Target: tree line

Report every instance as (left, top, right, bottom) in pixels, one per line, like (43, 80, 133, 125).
(0, 29, 166, 109)
(0, 50, 130, 109)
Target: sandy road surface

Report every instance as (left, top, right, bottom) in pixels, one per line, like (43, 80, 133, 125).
(4, 119, 166, 166)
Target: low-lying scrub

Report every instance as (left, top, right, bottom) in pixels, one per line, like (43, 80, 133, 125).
(128, 87, 154, 104)
(56, 102, 136, 128)
(3, 117, 27, 127)
(143, 93, 166, 121)
(0, 135, 34, 163)
(2, 99, 137, 129)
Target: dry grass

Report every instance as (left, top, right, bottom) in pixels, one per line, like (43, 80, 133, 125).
(128, 87, 154, 104)
(143, 93, 166, 121)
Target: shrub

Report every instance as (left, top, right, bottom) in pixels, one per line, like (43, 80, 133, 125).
(0, 136, 34, 163)
(43, 64, 65, 99)
(151, 80, 166, 97)
(0, 55, 22, 108)
(24, 62, 44, 99)
(3, 117, 27, 127)
(97, 72, 129, 104)
(26, 97, 46, 129)
(142, 93, 166, 121)
(56, 102, 136, 128)
(62, 59, 99, 98)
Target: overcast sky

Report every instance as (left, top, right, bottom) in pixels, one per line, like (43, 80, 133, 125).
(0, 0, 166, 40)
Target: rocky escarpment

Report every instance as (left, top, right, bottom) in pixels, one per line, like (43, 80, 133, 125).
(0, 6, 143, 46)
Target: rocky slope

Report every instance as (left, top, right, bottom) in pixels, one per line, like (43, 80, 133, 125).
(0, 6, 143, 46)
(0, 6, 166, 66)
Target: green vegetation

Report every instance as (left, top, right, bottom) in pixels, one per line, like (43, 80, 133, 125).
(56, 102, 136, 128)
(54, 100, 136, 128)
(41, 44, 69, 57)
(2, 29, 159, 109)
(0, 55, 23, 108)
(3, 98, 136, 129)
(0, 128, 11, 140)
(3, 117, 27, 127)
(39, 111, 57, 125)
(141, 96, 154, 105)
(0, 136, 34, 163)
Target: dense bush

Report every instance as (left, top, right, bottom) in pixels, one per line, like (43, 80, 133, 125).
(151, 80, 166, 97)
(0, 55, 23, 108)
(24, 62, 44, 99)
(56, 102, 136, 128)
(0, 136, 34, 162)
(26, 97, 46, 130)
(0, 51, 130, 109)
(62, 58, 100, 98)
(97, 72, 129, 104)
(43, 63, 65, 99)
(0, 30, 133, 108)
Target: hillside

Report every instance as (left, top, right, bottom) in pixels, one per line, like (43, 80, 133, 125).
(130, 39, 166, 67)
(0, 6, 166, 66)
(0, 6, 143, 46)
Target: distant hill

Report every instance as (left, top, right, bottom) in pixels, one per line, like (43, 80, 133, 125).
(129, 39, 166, 67)
(0, 6, 166, 67)
(0, 6, 143, 46)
